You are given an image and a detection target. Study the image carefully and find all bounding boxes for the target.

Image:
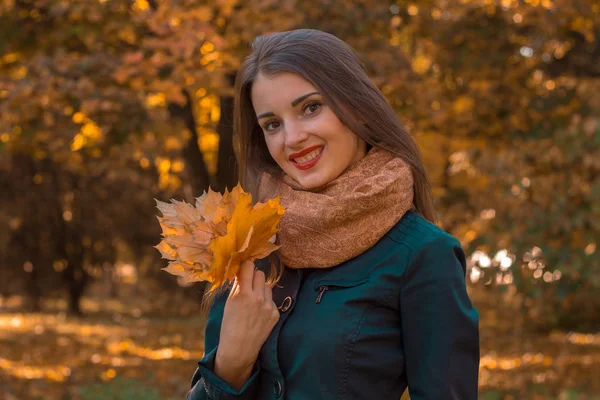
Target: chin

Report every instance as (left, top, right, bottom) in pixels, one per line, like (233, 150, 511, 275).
(284, 158, 336, 189)
(294, 174, 329, 190)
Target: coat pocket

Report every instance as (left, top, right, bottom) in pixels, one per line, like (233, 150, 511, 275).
(314, 276, 370, 304)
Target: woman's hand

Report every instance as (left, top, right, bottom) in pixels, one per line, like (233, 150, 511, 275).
(214, 260, 280, 390)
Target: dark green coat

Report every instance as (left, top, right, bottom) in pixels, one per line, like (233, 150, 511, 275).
(187, 211, 480, 399)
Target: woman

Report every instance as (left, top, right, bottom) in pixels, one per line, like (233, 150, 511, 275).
(187, 29, 479, 400)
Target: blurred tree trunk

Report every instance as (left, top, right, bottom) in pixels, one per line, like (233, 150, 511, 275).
(21, 155, 42, 311)
(62, 193, 88, 316)
(168, 90, 213, 196)
(46, 162, 88, 316)
(148, 0, 213, 197)
(66, 181, 88, 316)
(216, 73, 237, 193)
(27, 234, 43, 312)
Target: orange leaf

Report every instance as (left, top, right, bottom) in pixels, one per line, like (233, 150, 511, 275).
(154, 241, 178, 260)
(208, 185, 284, 290)
(196, 188, 222, 220)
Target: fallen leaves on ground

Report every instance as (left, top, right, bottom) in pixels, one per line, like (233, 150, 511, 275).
(0, 285, 599, 399)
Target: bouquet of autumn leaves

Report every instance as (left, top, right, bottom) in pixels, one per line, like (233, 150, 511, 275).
(154, 184, 285, 292)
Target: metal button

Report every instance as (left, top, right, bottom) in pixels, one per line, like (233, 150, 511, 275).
(279, 296, 293, 312)
(273, 380, 282, 398)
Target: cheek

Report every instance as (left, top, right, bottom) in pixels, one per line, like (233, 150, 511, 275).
(264, 135, 285, 161)
(320, 114, 353, 143)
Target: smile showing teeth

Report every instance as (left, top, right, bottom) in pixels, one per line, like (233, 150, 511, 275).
(293, 148, 322, 164)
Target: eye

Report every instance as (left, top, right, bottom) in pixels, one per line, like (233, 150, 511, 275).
(263, 120, 281, 132)
(303, 101, 322, 115)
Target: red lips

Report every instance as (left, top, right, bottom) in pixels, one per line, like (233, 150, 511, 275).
(288, 145, 325, 160)
(289, 145, 324, 171)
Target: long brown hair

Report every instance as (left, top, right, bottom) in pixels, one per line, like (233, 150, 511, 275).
(234, 29, 436, 222)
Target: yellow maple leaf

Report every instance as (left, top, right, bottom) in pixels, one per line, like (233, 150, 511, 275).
(155, 183, 284, 291)
(208, 189, 284, 290)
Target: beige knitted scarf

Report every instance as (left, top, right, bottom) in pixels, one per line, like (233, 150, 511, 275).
(257, 147, 414, 269)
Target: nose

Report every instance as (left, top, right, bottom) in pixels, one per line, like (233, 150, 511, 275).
(284, 119, 309, 149)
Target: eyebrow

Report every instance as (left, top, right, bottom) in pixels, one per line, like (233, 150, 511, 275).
(257, 91, 321, 120)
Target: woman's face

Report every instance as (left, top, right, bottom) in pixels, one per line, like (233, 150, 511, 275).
(251, 72, 367, 190)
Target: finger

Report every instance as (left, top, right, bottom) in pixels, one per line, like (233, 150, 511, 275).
(264, 283, 273, 304)
(237, 260, 255, 294)
(253, 269, 266, 298)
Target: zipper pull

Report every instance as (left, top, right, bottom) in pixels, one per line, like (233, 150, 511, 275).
(316, 286, 329, 304)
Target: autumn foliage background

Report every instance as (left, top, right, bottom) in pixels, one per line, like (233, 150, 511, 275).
(0, 0, 599, 399)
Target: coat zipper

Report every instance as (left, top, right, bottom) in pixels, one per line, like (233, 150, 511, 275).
(316, 286, 329, 304)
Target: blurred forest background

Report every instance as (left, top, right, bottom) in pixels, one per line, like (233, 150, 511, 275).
(0, 0, 599, 399)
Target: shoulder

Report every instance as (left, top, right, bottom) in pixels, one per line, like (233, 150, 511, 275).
(384, 211, 465, 272)
(386, 211, 459, 251)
